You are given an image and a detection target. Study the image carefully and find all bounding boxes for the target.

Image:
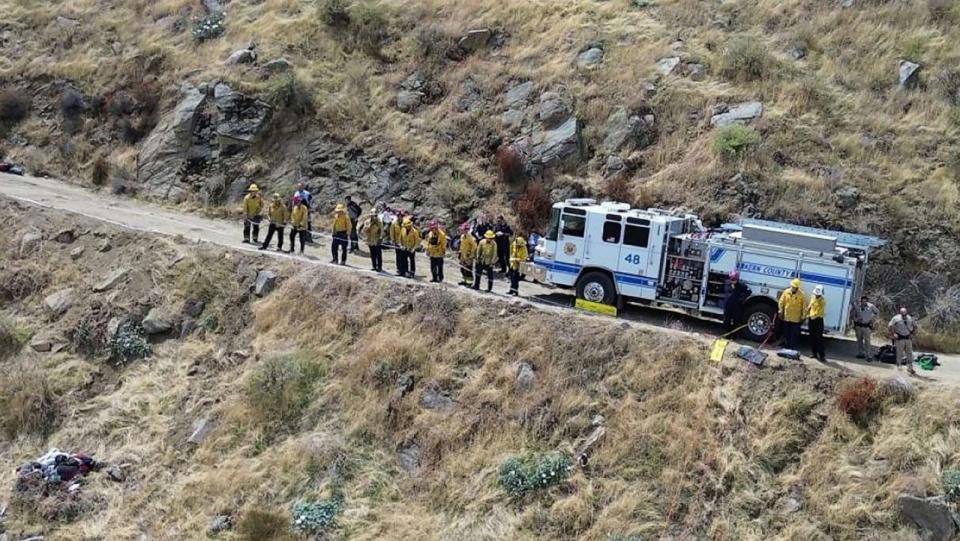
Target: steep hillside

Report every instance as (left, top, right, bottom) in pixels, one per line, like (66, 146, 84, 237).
(2, 0, 960, 329)
(2, 200, 960, 540)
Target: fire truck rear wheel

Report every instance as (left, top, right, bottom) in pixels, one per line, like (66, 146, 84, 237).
(742, 302, 776, 342)
(577, 272, 616, 305)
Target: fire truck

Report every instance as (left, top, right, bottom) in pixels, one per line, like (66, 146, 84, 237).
(526, 199, 885, 341)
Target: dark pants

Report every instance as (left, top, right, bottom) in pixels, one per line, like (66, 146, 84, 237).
(369, 245, 383, 271)
(261, 224, 285, 250)
(288, 228, 307, 253)
(496, 240, 509, 273)
(331, 232, 348, 264)
(430, 257, 444, 282)
(460, 260, 474, 285)
(473, 264, 494, 291)
(723, 303, 740, 331)
(243, 217, 261, 242)
(403, 251, 416, 276)
(349, 223, 359, 251)
(509, 268, 521, 293)
(782, 321, 801, 349)
(809, 317, 825, 360)
(396, 246, 407, 276)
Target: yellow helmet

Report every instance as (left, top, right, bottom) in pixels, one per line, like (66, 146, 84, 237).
(403, 218, 413, 226)
(335, 203, 345, 212)
(790, 278, 801, 288)
(272, 193, 281, 199)
(484, 230, 496, 239)
(248, 183, 260, 192)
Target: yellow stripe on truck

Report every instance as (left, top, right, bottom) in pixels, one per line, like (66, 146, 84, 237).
(575, 298, 618, 317)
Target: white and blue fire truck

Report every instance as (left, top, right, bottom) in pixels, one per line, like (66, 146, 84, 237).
(526, 199, 885, 341)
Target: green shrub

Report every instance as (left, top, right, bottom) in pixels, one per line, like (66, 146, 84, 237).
(351, 2, 389, 57)
(320, 0, 351, 27)
(264, 74, 313, 116)
(110, 325, 151, 366)
(719, 36, 773, 82)
(0, 315, 28, 361)
(291, 495, 344, 535)
(498, 452, 572, 499)
(944, 469, 960, 502)
(245, 352, 327, 431)
(192, 13, 226, 42)
(713, 125, 760, 160)
(0, 362, 58, 439)
(434, 172, 475, 218)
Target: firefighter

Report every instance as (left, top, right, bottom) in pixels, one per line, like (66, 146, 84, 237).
(288, 196, 309, 255)
(424, 220, 447, 283)
(362, 208, 384, 272)
(778, 278, 805, 350)
(292, 182, 314, 241)
(493, 215, 513, 274)
(888, 306, 917, 375)
(850, 295, 880, 359)
(473, 230, 497, 292)
(508, 233, 528, 296)
(458, 223, 477, 286)
(259, 193, 288, 252)
(399, 218, 421, 278)
(331, 204, 351, 265)
(390, 211, 406, 276)
(722, 271, 752, 332)
(807, 286, 827, 362)
(241, 183, 263, 244)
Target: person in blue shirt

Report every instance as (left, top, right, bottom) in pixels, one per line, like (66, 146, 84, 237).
(527, 231, 541, 261)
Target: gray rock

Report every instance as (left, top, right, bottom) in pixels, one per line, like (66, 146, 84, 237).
(188, 418, 214, 444)
(226, 48, 257, 65)
(898, 494, 958, 541)
(398, 442, 421, 472)
(575, 425, 606, 464)
(262, 58, 293, 74)
(883, 375, 914, 403)
(710, 101, 764, 127)
(70, 246, 85, 260)
(106, 464, 126, 482)
(840, 0, 853, 7)
(107, 317, 122, 339)
(396, 372, 415, 396)
(93, 268, 129, 293)
(898, 60, 921, 90)
(208, 515, 232, 534)
(137, 84, 207, 202)
(602, 106, 651, 153)
(55, 16, 79, 29)
(505, 81, 535, 108)
(516, 362, 536, 392)
(655, 56, 681, 75)
(784, 497, 802, 513)
(528, 116, 584, 173)
(501, 109, 526, 130)
(180, 318, 197, 339)
(254, 270, 278, 297)
(182, 299, 205, 318)
(577, 47, 604, 68)
(397, 90, 425, 113)
(456, 79, 483, 113)
(420, 386, 454, 410)
(458, 28, 492, 52)
(788, 46, 806, 61)
(19, 231, 42, 257)
(538, 91, 572, 129)
(53, 229, 76, 244)
(214, 85, 273, 155)
(29, 335, 53, 353)
(203, 0, 222, 14)
(603, 155, 626, 177)
(834, 185, 861, 210)
(685, 63, 706, 81)
(97, 239, 112, 252)
(142, 308, 173, 335)
(639, 81, 657, 98)
(44, 288, 75, 316)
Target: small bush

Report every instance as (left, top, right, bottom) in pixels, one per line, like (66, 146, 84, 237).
(836, 377, 879, 423)
(0, 362, 58, 439)
(713, 125, 760, 160)
(320, 0, 351, 27)
(291, 495, 344, 536)
(434, 172, 475, 217)
(496, 144, 526, 184)
(91, 156, 110, 186)
(245, 352, 326, 431)
(0, 265, 50, 303)
(237, 509, 290, 541)
(934, 69, 960, 106)
(414, 288, 459, 338)
(264, 74, 313, 116)
(351, 2, 389, 57)
(498, 452, 572, 499)
(928, 0, 955, 21)
(0, 89, 30, 123)
(513, 180, 553, 234)
(719, 36, 773, 82)
(192, 13, 226, 42)
(0, 316, 28, 361)
(60, 90, 86, 118)
(416, 25, 456, 61)
(943, 469, 960, 502)
(602, 175, 635, 204)
(110, 325, 151, 366)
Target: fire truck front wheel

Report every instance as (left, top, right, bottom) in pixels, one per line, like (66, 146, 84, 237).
(742, 302, 776, 342)
(576, 272, 616, 305)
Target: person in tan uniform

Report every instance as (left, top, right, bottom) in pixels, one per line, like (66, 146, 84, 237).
(888, 306, 917, 375)
(850, 295, 880, 359)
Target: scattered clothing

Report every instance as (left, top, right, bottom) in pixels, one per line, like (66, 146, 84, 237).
(15, 449, 98, 491)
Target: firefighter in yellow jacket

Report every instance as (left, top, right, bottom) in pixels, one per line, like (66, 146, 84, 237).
(807, 286, 827, 362)
(424, 220, 447, 283)
(457, 223, 477, 286)
(398, 218, 421, 278)
(778, 278, 806, 350)
(508, 234, 528, 296)
(473, 230, 497, 292)
(288, 196, 309, 255)
(259, 193, 288, 252)
(331, 204, 352, 265)
(361, 208, 384, 272)
(241, 183, 263, 244)
(389, 211, 405, 275)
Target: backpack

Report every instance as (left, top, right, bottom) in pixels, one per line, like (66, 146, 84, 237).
(875, 344, 898, 364)
(917, 353, 939, 371)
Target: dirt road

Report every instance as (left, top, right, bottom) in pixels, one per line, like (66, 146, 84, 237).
(3, 172, 956, 385)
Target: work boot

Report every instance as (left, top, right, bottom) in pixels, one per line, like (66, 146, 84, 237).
(330, 258, 337, 264)
(276, 247, 283, 252)
(856, 354, 865, 359)
(258, 245, 266, 251)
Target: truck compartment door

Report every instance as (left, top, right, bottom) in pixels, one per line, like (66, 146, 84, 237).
(616, 218, 657, 300)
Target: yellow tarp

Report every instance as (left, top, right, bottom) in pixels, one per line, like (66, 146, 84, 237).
(710, 338, 729, 363)
(575, 298, 618, 317)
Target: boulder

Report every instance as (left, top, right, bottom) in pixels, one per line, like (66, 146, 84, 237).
(44, 288, 75, 317)
(254, 270, 278, 297)
(397, 442, 421, 472)
(55, 16, 79, 29)
(685, 63, 706, 81)
(538, 91, 573, 129)
(70, 246, 85, 260)
(458, 28, 492, 52)
(505, 81, 535, 108)
(188, 418, 215, 444)
(105, 464, 126, 482)
(527, 116, 584, 173)
(203, 0, 223, 14)
(655, 56, 681, 75)
(19, 231, 43, 257)
(710, 101, 764, 127)
(501, 108, 526, 130)
(603, 155, 626, 177)
(516, 362, 536, 392)
(225, 48, 257, 65)
(107, 317, 122, 339)
(97, 239, 112, 252)
(577, 47, 604, 68)
(456, 79, 483, 113)
(788, 46, 806, 61)
(396, 90, 425, 113)
(833, 185, 861, 210)
(29, 335, 53, 353)
(53, 229, 76, 244)
(262, 58, 293, 75)
(208, 515, 233, 534)
(142, 308, 173, 335)
(214, 84, 273, 155)
(396, 372, 415, 396)
(138, 84, 207, 201)
(898, 494, 959, 541)
(898, 60, 921, 90)
(602, 106, 655, 153)
(93, 268, 129, 293)
(420, 386, 454, 410)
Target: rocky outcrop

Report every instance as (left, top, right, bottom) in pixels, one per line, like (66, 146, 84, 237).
(254, 270, 278, 297)
(226, 47, 257, 65)
(93, 268, 129, 292)
(602, 107, 656, 153)
(142, 308, 173, 334)
(214, 83, 273, 154)
(655, 56, 681, 75)
(710, 101, 764, 127)
(44, 288, 75, 317)
(138, 84, 207, 202)
(262, 58, 293, 75)
(898, 494, 959, 541)
(458, 29, 491, 52)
